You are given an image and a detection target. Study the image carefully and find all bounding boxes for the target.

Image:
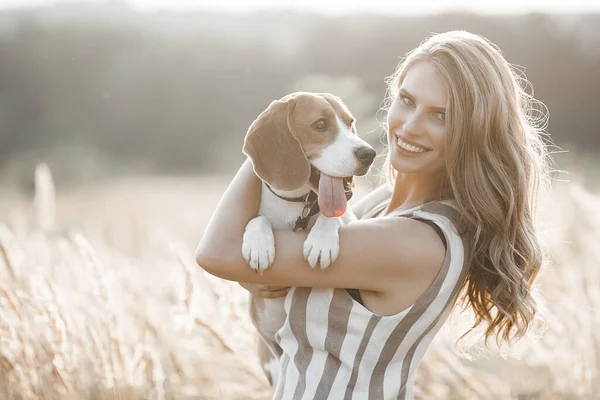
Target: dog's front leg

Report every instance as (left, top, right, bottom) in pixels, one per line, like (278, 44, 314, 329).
(303, 211, 356, 269)
(242, 215, 275, 274)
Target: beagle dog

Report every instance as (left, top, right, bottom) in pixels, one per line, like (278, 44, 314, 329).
(241, 92, 376, 386)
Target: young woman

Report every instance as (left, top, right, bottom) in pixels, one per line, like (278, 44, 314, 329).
(195, 30, 551, 399)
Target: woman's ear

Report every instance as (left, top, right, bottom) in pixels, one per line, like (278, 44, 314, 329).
(242, 98, 311, 191)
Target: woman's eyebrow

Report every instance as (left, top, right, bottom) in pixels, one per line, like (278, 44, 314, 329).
(399, 88, 447, 113)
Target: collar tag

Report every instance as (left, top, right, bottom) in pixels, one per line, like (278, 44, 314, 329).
(293, 191, 319, 231)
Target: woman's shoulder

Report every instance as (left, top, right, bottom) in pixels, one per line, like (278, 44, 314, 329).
(415, 200, 467, 237)
(351, 182, 393, 220)
(406, 200, 471, 271)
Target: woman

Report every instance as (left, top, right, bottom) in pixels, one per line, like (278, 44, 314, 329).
(196, 30, 551, 399)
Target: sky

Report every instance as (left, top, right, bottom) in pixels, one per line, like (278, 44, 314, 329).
(0, 0, 599, 15)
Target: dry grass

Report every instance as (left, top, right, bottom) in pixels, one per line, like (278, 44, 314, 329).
(0, 163, 598, 399)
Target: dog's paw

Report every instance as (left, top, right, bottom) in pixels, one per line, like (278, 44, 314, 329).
(243, 216, 275, 274)
(303, 214, 343, 269)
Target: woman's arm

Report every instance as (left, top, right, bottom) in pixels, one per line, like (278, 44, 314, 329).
(195, 158, 261, 264)
(195, 160, 446, 294)
(238, 282, 290, 298)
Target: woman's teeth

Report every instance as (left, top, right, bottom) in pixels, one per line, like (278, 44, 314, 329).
(396, 136, 427, 153)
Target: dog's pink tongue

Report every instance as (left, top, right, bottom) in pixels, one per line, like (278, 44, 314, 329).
(318, 173, 347, 217)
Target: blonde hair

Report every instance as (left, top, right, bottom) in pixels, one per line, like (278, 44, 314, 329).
(382, 31, 553, 346)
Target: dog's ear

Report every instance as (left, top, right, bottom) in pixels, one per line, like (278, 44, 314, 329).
(243, 98, 310, 191)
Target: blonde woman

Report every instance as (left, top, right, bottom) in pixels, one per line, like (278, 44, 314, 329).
(196, 30, 552, 399)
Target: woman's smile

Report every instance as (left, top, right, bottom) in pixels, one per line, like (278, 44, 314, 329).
(394, 131, 431, 155)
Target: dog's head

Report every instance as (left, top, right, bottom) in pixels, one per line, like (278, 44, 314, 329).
(243, 92, 376, 192)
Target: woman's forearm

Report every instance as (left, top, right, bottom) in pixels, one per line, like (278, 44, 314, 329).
(195, 158, 261, 265)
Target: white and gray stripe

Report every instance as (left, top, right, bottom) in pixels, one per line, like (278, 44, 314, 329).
(272, 201, 469, 399)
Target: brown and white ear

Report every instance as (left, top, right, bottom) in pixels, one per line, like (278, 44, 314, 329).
(321, 92, 348, 112)
(242, 99, 310, 191)
(320, 92, 342, 104)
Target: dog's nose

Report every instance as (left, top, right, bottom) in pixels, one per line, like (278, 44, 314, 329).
(354, 146, 376, 165)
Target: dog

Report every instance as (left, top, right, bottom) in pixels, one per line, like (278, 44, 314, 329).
(241, 92, 376, 386)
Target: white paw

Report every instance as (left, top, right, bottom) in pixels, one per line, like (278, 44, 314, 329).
(303, 214, 343, 269)
(242, 216, 275, 274)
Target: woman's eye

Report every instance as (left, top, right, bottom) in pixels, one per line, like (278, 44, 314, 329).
(434, 112, 446, 122)
(312, 119, 326, 130)
(400, 95, 414, 107)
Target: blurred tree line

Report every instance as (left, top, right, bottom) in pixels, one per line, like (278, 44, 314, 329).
(0, 2, 598, 187)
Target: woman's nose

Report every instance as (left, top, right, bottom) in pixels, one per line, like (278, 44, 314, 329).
(402, 112, 423, 136)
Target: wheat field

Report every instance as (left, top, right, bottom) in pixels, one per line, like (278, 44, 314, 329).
(0, 163, 599, 399)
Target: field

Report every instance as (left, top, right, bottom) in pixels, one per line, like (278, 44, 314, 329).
(1, 164, 599, 399)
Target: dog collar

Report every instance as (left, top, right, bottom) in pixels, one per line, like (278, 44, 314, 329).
(264, 183, 312, 203)
(263, 168, 354, 232)
(263, 166, 321, 202)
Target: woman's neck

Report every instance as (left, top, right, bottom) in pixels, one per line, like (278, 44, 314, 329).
(385, 172, 448, 215)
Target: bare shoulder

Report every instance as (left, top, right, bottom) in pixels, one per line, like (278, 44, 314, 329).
(351, 182, 393, 220)
(344, 216, 447, 293)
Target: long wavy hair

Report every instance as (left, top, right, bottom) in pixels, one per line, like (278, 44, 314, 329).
(381, 31, 553, 345)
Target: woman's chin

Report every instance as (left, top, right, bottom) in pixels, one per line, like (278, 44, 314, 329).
(390, 153, 422, 173)
(390, 154, 446, 180)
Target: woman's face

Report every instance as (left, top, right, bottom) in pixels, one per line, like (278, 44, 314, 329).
(387, 61, 448, 177)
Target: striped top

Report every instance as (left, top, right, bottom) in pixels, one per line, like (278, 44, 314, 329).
(272, 198, 470, 400)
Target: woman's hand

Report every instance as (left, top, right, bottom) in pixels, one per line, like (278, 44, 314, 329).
(238, 282, 291, 299)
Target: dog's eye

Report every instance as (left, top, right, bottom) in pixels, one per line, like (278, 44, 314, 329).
(312, 119, 327, 131)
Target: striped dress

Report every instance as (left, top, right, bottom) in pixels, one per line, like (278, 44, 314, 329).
(272, 200, 470, 400)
